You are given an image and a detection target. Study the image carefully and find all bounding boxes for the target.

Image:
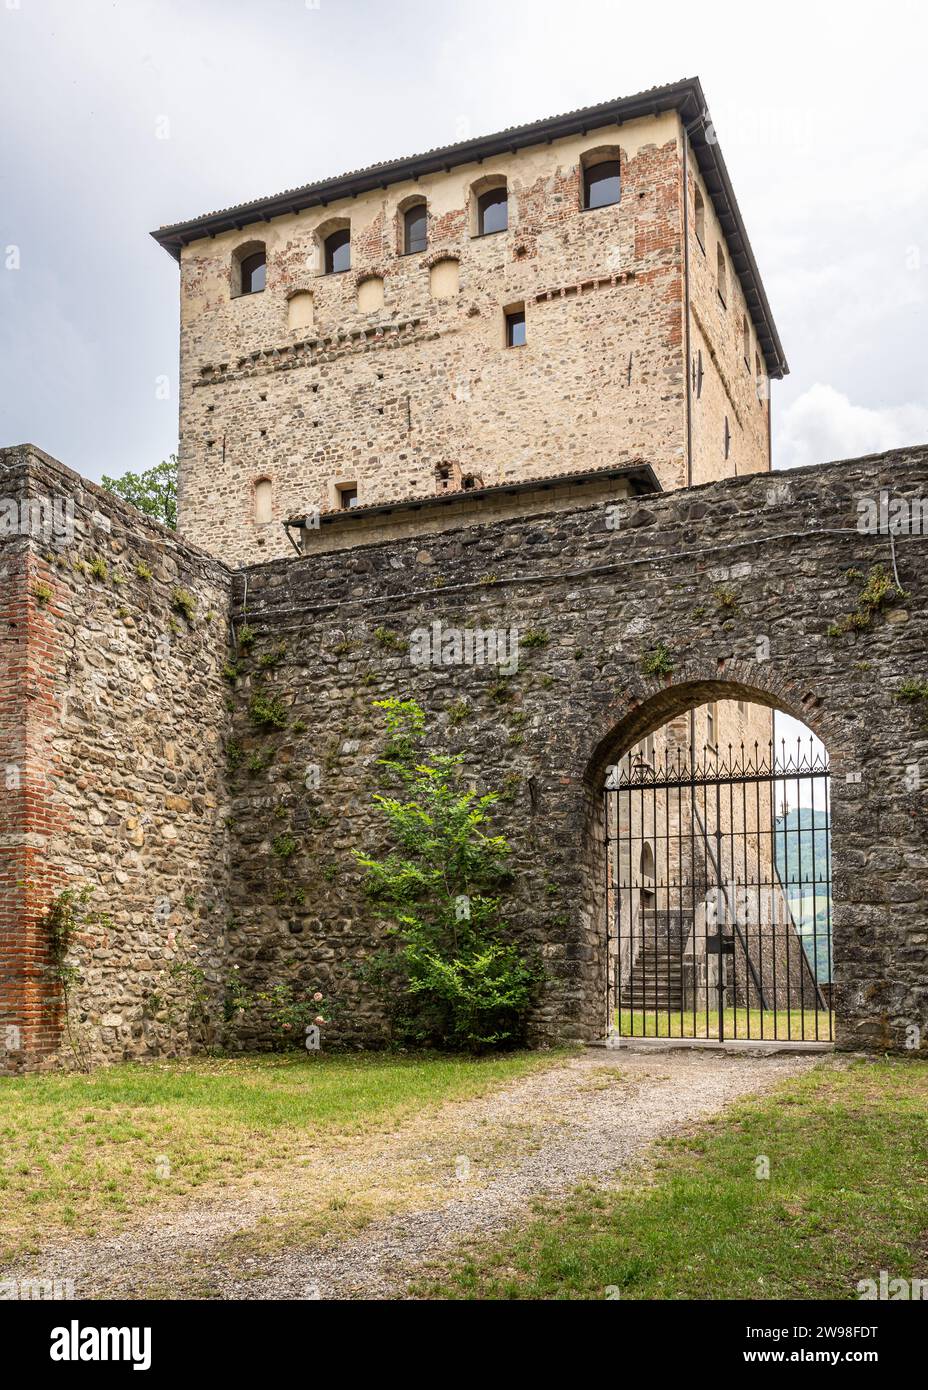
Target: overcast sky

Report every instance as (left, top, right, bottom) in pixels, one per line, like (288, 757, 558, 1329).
(1, 0, 925, 485)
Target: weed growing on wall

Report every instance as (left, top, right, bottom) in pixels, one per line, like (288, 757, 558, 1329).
(42, 885, 111, 1069)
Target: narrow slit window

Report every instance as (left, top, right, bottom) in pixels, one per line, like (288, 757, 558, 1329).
(706, 702, 718, 751)
(694, 187, 705, 248)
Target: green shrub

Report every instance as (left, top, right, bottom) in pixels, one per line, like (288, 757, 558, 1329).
(355, 699, 539, 1053)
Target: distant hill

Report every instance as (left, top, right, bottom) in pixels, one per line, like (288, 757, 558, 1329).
(775, 808, 832, 981)
(774, 807, 830, 889)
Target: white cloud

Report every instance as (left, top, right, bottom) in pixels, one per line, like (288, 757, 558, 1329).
(775, 383, 928, 472)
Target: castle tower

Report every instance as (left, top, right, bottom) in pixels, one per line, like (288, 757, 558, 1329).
(152, 77, 787, 567)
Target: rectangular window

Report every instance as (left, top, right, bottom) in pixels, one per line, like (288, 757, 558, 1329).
(337, 484, 358, 510)
(506, 308, 526, 347)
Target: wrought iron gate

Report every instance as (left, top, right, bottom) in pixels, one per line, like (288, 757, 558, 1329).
(605, 734, 832, 1042)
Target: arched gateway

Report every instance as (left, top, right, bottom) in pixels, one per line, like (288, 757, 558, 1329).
(591, 680, 834, 1044)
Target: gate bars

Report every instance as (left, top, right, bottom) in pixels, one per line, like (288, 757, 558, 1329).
(605, 734, 832, 1042)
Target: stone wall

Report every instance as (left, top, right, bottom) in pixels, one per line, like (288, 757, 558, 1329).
(226, 444, 928, 1053)
(0, 446, 233, 1071)
(4, 441, 927, 1067)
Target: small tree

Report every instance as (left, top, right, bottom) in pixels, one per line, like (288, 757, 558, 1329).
(102, 455, 178, 529)
(355, 699, 539, 1052)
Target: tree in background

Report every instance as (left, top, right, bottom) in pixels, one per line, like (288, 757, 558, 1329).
(101, 454, 178, 530)
(356, 698, 540, 1053)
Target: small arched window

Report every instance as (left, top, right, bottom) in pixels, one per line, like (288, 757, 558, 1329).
(583, 158, 621, 210)
(232, 242, 266, 297)
(403, 203, 428, 255)
(694, 187, 705, 248)
(742, 315, 751, 368)
(477, 185, 508, 236)
(324, 228, 351, 274)
(717, 243, 728, 308)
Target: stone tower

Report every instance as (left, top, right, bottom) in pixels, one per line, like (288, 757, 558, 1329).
(152, 77, 787, 567)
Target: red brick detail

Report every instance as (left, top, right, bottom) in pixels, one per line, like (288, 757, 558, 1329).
(0, 545, 67, 1067)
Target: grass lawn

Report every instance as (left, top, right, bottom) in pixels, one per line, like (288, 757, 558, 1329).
(617, 1007, 833, 1041)
(0, 1050, 561, 1263)
(415, 1058, 928, 1300)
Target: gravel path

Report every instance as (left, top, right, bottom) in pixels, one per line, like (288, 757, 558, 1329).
(3, 1048, 822, 1300)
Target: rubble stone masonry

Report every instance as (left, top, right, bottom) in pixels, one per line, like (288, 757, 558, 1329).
(0, 446, 232, 1070)
(3, 442, 927, 1068)
(174, 112, 770, 565)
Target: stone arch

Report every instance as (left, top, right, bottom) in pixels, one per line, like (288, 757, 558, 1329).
(583, 659, 853, 791)
(575, 660, 858, 1048)
(253, 476, 273, 525)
